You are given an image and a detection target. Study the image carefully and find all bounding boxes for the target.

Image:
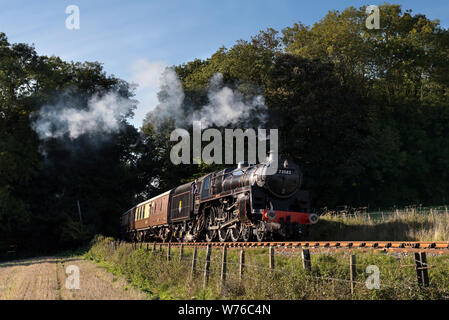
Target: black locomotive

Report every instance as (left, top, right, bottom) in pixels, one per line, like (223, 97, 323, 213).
(121, 155, 318, 242)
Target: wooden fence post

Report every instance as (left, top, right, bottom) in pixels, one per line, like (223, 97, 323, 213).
(180, 243, 184, 262)
(167, 242, 171, 261)
(203, 245, 211, 288)
(420, 252, 429, 287)
(269, 246, 275, 270)
(221, 245, 227, 291)
(415, 252, 429, 287)
(301, 249, 311, 272)
(350, 254, 357, 295)
(415, 252, 423, 286)
(239, 248, 245, 283)
(191, 247, 198, 278)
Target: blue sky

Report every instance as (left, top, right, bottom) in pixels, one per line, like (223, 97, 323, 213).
(1, 0, 448, 127)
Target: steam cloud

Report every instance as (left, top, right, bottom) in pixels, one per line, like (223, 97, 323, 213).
(32, 92, 135, 140)
(151, 67, 186, 127)
(195, 73, 266, 127)
(146, 69, 267, 130)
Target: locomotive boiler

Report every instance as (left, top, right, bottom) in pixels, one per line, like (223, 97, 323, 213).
(120, 155, 318, 243)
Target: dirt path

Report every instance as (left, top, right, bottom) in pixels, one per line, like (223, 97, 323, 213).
(0, 257, 147, 300)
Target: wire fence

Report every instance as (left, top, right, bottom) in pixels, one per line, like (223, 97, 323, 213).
(103, 240, 449, 298)
(319, 205, 449, 222)
(319, 205, 449, 216)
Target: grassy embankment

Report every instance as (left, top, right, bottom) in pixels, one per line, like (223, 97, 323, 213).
(311, 206, 449, 241)
(85, 236, 449, 299)
(84, 207, 449, 300)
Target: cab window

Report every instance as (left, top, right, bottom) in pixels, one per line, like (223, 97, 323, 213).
(201, 175, 211, 199)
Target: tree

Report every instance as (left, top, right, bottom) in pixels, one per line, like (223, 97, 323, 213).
(0, 32, 144, 254)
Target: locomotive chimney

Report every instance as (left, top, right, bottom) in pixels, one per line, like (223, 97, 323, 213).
(237, 161, 249, 169)
(267, 149, 275, 162)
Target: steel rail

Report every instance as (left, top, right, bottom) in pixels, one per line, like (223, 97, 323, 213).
(133, 240, 449, 254)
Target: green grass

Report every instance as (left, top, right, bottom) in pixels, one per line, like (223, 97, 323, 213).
(310, 206, 449, 241)
(84, 235, 449, 300)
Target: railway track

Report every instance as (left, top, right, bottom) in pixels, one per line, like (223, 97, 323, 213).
(135, 240, 449, 254)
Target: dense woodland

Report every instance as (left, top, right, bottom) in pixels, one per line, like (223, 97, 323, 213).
(1, 5, 449, 254)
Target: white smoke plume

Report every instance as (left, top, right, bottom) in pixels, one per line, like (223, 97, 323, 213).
(32, 92, 135, 140)
(147, 69, 267, 130)
(194, 73, 266, 127)
(130, 59, 168, 126)
(155, 67, 185, 125)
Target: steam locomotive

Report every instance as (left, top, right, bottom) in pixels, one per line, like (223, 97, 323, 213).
(120, 155, 318, 242)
